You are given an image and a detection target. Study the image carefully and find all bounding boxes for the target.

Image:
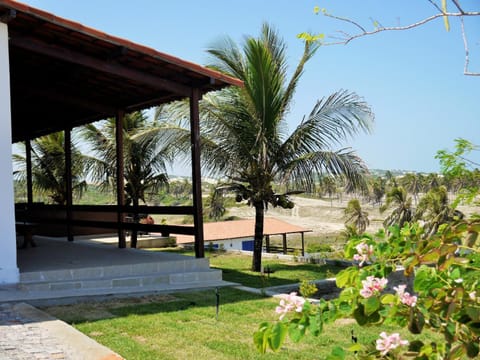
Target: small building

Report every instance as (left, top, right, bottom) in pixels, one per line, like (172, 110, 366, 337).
(176, 218, 311, 256)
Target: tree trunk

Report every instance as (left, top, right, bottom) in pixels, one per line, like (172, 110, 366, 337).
(252, 203, 265, 272)
(130, 197, 139, 248)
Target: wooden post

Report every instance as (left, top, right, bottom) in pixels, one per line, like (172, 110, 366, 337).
(282, 233, 287, 254)
(301, 232, 305, 257)
(265, 235, 270, 253)
(190, 88, 204, 258)
(64, 128, 73, 241)
(25, 139, 33, 205)
(116, 110, 126, 248)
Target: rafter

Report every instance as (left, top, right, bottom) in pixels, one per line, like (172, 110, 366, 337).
(10, 35, 192, 97)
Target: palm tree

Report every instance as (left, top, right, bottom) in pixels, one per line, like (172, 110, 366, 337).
(344, 199, 369, 234)
(380, 186, 413, 230)
(82, 111, 172, 248)
(13, 132, 87, 205)
(206, 186, 227, 221)
(415, 185, 463, 237)
(160, 24, 374, 271)
(400, 172, 421, 205)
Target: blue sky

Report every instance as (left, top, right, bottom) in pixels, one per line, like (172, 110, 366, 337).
(22, 0, 479, 174)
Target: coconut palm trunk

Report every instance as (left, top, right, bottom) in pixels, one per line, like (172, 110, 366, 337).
(253, 202, 265, 272)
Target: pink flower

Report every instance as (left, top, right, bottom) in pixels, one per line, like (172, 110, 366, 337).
(376, 332, 409, 356)
(275, 292, 305, 320)
(394, 284, 417, 307)
(353, 242, 374, 267)
(360, 276, 388, 298)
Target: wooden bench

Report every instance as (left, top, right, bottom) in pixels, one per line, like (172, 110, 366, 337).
(15, 222, 38, 248)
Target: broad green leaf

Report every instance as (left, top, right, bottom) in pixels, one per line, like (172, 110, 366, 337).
(381, 293, 397, 304)
(364, 296, 380, 316)
(267, 322, 287, 351)
(447, 344, 466, 360)
(468, 321, 480, 335)
(253, 323, 270, 353)
(326, 346, 346, 360)
(336, 267, 358, 288)
(466, 341, 479, 358)
(353, 304, 368, 325)
(288, 319, 307, 343)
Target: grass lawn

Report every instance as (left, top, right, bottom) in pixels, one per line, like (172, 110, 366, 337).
(155, 249, 345, 288)
(44, 288, 436, 360)
(41, 251, 442, 359)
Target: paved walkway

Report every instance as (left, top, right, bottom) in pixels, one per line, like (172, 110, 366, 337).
(0, 303, 122, 360)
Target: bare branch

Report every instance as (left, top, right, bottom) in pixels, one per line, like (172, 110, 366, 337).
(451, 0, 466, 14)
(427, 0, 444, 13)
(459, 16, 479, 76)
(321, 5, 480, 76)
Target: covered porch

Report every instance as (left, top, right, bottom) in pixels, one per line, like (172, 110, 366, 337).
(0, 0, 242, 287)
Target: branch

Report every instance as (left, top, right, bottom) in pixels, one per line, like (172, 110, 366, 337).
(459, 16, 479, 76)
(322, 9, 480, 76)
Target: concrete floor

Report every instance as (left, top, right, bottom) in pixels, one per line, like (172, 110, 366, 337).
(17, 235, 190, 273)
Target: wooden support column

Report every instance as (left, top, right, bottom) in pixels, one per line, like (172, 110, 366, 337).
(65, 128, 74, 241)
(301, 232, 305, 257)
(190, 88, 204, 258)
(282, 233, 287, 254)
(25, 139, 33, 205)
(265, 235, 270, 253)
(116, 110, 126, 248)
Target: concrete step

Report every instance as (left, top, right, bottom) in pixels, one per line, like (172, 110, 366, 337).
(18, 269, 223, 292)
(20, 257, 211, 283)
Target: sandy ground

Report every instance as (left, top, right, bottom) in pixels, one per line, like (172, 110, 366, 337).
(227, 195, 385, 236)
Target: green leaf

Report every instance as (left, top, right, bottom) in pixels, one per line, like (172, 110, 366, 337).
(414, 266, 437, 292)
(353, 304, 368, 325)
(467, 341, 480, 359)
(364, 296, 380, 316)
(267, 322, 287, 351)
(336, 267, 358, 288)
(468, 321, 480, 335)
(448, 344, 466, 360)
(347, 343, 363, 353)
(381, 293, 397, 305)
(288, 319, 307, 343)
(466, 341, 479, 358)
(253, 323, 270, 353)
(326, 346, 346, 360)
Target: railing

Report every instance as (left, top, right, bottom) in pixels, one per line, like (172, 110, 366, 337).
(15, 203, 196, 237)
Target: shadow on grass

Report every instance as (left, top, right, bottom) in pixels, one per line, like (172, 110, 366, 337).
(217, 262, 345, 288)
(66, 287, 267, 324)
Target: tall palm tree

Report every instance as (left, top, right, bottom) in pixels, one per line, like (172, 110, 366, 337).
(13, 132, 87, 205)
(415, 185, 463, 237)
(82, 111, 172, 248)
(401, 172, 421, 205)
(380, 186, 413, 230)
(160, 24, 374, 271)
(344, 199, 369, 234)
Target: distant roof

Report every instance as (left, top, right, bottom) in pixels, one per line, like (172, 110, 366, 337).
(0, 0, 243, 142)
(175, 218, 311, 245)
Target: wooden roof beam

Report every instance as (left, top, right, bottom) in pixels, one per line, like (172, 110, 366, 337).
(10, 35, 192, 97)
(0, 9, 16, 23)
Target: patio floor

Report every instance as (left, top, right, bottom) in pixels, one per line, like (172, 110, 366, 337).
(1, 235, 234, 305)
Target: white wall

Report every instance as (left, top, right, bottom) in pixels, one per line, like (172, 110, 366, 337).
(0, 22, 19, 284)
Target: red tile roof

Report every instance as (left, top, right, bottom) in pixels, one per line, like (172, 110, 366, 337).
(175, 218, 311, 245)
